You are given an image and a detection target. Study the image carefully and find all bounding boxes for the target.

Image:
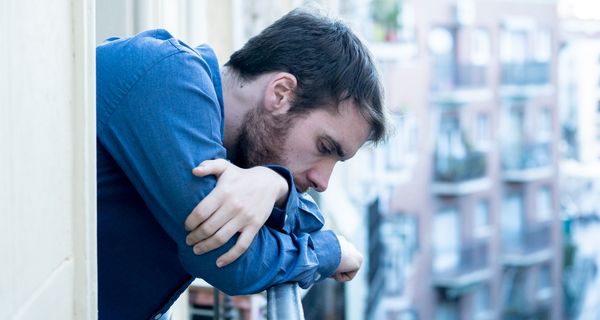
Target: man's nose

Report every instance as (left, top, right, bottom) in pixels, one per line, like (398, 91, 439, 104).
(307, 160, 336, 192)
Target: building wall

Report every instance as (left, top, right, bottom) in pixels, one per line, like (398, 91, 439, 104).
(0, 0, 96, 319)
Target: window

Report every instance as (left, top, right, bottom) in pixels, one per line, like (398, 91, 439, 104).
(429, 27, 456, 90)
(533, 29, 551, 62)
(471, 28, 491, 66)
(538, 107, 552, 141)
(538, 264, 551, 290)
(435, 301, 459, 320)
(473, 283, 491, 318)
(433, 207, 460, 273)
(502, 193, 524, 249)
(503, 268, 529, 310)
(474, 112, 491, 149)
(505, 103, 525, 143)
(380, 214, 418, 295)
(474, 199, 491, 237)
(386, 113, 418, 171)
(500, 28, 527, 63)
(437, 114, 466, 161)
(537, 263, 552, 300)
(536, 186, 553, 221)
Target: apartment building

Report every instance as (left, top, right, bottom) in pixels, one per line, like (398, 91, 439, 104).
(557, 4, 600, 318)
(324, 0, 563, 319)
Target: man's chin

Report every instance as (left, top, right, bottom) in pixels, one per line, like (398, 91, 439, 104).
(295, 185, 308, 193)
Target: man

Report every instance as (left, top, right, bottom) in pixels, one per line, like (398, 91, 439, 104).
(97, 8, 388, 319)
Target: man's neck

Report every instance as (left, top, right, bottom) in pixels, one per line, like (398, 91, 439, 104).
(221, 67, 247, 152)
(221, 67, 270, 151)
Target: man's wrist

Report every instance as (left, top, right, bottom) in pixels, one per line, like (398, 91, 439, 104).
(256, 166, 289, 207)
(272, 170, 289, 208)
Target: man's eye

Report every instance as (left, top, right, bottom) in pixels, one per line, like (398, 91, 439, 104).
(318, 142, 331, 155)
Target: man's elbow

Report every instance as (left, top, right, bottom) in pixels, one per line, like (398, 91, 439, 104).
(177, 248, 270, 296)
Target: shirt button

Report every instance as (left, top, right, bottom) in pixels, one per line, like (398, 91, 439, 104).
(314, 273, 321, 281)
(154, 313, 162, 320)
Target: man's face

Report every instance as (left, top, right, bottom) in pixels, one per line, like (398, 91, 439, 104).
(232, 99, 371, 193)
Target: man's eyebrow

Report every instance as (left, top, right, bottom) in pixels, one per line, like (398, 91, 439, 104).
(324, 135, 348, 160)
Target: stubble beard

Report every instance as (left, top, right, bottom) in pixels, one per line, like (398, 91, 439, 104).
(230, 107, 296, 169)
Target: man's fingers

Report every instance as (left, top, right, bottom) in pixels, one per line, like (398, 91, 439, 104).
(192, 159, 229, 178)
(191, 222, 239, 255)
(186, 210, 232, 246)
(332, 270, 357, 282)
(215, 227, 257, 267)
(184, 189, 224, 231)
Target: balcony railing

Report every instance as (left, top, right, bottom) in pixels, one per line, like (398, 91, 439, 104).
(433, 150, 490, 195)
(502, 142, 552, 170)
(434, 239, 491, 289)
(503, 222, 553, 266)
(267, 283, 305, 320)
(204, 284, 304, 320)
(501, 61, 551, 86)
(432, 63, 488, 91)
(434, 150, 487, 183)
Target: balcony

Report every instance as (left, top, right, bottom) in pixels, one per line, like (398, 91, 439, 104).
(433, 240, 492, 292)
(431, 63, 492, 102)
(500, 61, 553, 96)
(502, 222, 553, 266)
(502, 301, 551, 320)
(502, 142, 553, 182)
(433, 151, 491, 195)
(501, 61, 550, 86)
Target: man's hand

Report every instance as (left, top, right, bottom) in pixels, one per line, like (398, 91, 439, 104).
(332, 235, 363, 282)
(184, 159, 288, 267)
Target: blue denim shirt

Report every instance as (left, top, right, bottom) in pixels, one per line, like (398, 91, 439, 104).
(96, 29, 341, 320)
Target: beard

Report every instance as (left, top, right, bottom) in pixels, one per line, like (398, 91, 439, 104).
(230, 107, 296, 168)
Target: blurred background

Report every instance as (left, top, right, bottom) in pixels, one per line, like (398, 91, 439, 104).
(94, 0, 600, 319)
(3, 0, 600, 319)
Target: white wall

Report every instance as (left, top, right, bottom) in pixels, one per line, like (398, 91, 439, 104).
(96, 0, 237, 63)
(0, 0, 97, 319)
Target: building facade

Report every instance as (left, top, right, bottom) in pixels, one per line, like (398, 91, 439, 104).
(325, 0, 563, 319)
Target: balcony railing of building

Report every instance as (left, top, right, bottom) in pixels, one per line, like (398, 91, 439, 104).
(501, 61, 551, 86)
(433, 239, 491, 291)
(432, 63, 489, 91)
(502, 267, 553, 319)
(195, 284, 305, 320)
(503, 298, 552, 320)
(432, 150, 491, 195)
(502, 222, 553, 266)
(431, 63, 492, 102)
(502, 142, 553, 181)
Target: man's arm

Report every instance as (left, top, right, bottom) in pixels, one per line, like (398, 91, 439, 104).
(97, 31, 341, 293)
(183, 161, 327, 262)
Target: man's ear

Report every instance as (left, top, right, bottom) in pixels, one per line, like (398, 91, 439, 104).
(263, 72, 297, 115)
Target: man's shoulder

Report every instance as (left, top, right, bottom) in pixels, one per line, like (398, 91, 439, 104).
(96, 29, 205, 72)
(96, 30, 222, 126)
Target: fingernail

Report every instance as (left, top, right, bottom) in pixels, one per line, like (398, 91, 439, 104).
(216, 260, 224, 268)
(194, 247, 204, 255)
